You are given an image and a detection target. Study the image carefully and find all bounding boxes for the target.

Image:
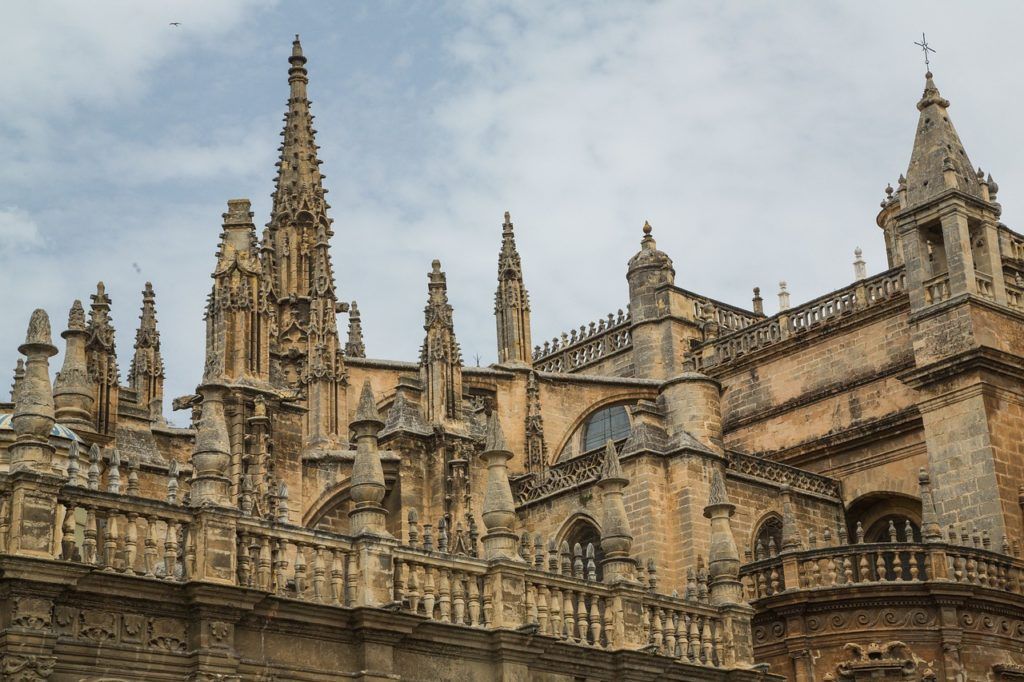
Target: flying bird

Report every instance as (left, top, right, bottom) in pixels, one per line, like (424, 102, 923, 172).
(169, 22, 181, 27)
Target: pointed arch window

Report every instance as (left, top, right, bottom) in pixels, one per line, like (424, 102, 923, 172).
(581, 405, 630, 452)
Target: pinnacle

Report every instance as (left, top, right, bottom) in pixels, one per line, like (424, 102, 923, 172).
(707, 468, 730, 507)
(23, 309, 54, 349)
(600, 439, 625, 481)
(67, 300, 86, 332)
(484, 410, 509, 453)
(353, 379, 383, 425)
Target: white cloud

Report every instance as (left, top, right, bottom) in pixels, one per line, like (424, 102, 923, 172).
(0, 207, 44, 252)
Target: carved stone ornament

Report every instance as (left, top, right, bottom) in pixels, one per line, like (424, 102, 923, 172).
(831, 641, 923, 680)
(1, 654, 56, 681)
(11, 596, 53, 630)
(79, 610, 117, 643)
(148, 617, 187, 652)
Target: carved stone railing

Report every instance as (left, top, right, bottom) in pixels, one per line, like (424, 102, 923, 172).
(740, 538, 1024, 602)
(689, 296, 761, 332)
(3, 465, 756, 675)
(695, 268, 907, 370)
(533, 309, 631, 373)
(392, 537, 728, 666)
(1008, 284, 1024, 310)
(923, 273, 951, 305)
(975, 272, 996, 300)
(512, 440, 625, 507)
(726, 451, 842, 500)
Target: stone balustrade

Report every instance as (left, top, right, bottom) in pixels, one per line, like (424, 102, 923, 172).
(975, 271, 995, 300)
(923, 273, 951, 305)
(533, 309, 631, 373)
(740, 537, 1024, 602)
(694, 268, 907, 370)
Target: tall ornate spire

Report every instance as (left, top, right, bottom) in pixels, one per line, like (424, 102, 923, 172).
(265, 34, 336, 307)
(54, 300, 94, 428)
(86, 282, 119, 435)
(130, 283, 164, 420)
(494, 211, 532, 366)
(904, 71, 985, 208)
(420, 260, 462, 424)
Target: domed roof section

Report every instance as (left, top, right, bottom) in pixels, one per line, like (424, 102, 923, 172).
(0, 414, 81, 442)
(627, 221, 674, 274)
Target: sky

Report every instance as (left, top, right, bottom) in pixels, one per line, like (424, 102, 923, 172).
(2, 1, 1023, 426)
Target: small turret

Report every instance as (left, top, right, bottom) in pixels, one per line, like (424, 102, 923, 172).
(189, 386, 232, 507)
(626, 221, 677, 378)
(11, 310, 59, 473)
(53, 300, 94, 428)
(597, 440, 634, 583)
(703, 468, 742, 605)
(86, 282, 119, 435)
(344, 301, 366, 358)
(129, 283, 165, 421)
(348, 380, 389, 536)
(479, 411, 520, 561)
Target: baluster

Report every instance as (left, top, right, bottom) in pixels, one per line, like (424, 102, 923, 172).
(482, 576, 494, 627)
(533, 583, 548, 634)
(908, 550, 919, 581)
(346, 551, 358, 607)
(678, 612, 690, 661)
(184, 527, 196, 579)
(406, 562, 421, 615)
(588, 594, 601, 646)
(688, 614, 701, 661)
(103, 514, 119, 571)
(843, 555, 854, 585)
(547, 539, 559, 573)
(652, 608, 664, 653)
(312, 546, 326, 602)
(954, 553, 966, 582)
(858, 551, 870, 583)
(534, 533, 544, 569)
(439, 569, 452, 623)
(811, 557, 821, 587)
(769, 564, 780, 594)
(423, 566, 436, 619)
(87, 444, 100, 490)
(292, 543, 307, 596)
(563, 589, 575, 641)
(892, 548, 903, 581)
(876, 550, 888, 582)
(702, 617, 713, 665)
(124, 514, 138, 574)
(754, 567, 766, 597)
(576, 590, 588, 643)
(966, 555, 978, 584)
(560, 541, 572, 577)
(826, 555, 838, 586)
(573, 543, 584, 579)
(665, 611, 678, 658)
(107, 450, 121, 494)
(468, 575, 481, 627)
(60, 504, 77, 561)
(453, 572, 466, 625)
(422, 523, 434, 552)
(258, 537, 272, 590)
(237, 532, 252, 587)
(586, 543, 597, 581)
(273, 540, 287, 594)
(144, 516, 159, 577)
(603, 598, 615, 648)
(525, 580, 537, 626)
(977, 557, 989, 587)
(548, 585, 563, 637)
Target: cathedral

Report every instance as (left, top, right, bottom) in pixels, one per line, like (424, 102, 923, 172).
(1, 35, 1023, 681)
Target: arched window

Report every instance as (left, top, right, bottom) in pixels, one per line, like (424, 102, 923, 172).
(752, 514, 783, 560)
(846, 493, 922, 544)
(562, 518, 604, 580)
(581, 405, 631, 452)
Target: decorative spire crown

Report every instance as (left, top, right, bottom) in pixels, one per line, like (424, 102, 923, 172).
(67, 300, 86, 332)
(352, 379, 383, 427)
(484, 411, 509, 453)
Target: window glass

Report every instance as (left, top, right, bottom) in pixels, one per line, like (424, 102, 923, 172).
(582, 405, 631, 452)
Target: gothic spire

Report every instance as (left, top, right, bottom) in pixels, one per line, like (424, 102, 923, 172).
(344, 300, 366, 358)
(494, 211, 532, 366)
(130, 282, 164, 420)
(904, 71, 985, 208)
(86, 281, 119, 435)
(266, 34, 335, 303)
(523, 371, 546, 475)
(420, 260, 463, 423)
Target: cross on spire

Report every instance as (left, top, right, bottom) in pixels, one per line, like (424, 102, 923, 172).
(914, 33, 935, 73)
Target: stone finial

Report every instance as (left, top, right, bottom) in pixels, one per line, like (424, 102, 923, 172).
(703, 468, 742, 605)
(66, 440, 81, 483)
(780, 485, 801, 552)
(348, 380, 389, 537)
(87, 444, 101, 490)
(752, 287, 764, 315)
(189, 387, 231, 507)
(495, 209, 533, 367)
(167, 459, 179, 504)
(853, 247, 867, 281)
(598, 440, 633, 583)
(11, 309, 58, 472)
(479, 411, 520, 561)
(918, 467, 943, 542)
(344, 301, 366, 358)
(68, 299, 86, 331)
(777, 281, 791, 312)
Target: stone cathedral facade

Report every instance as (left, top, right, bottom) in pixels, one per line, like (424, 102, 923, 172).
(2, 37, 1024, 682)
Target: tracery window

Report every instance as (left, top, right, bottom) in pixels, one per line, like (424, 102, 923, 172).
(581, 405, 631, 452)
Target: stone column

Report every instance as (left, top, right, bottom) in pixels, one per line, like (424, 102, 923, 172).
(480, 412, 521, 562)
